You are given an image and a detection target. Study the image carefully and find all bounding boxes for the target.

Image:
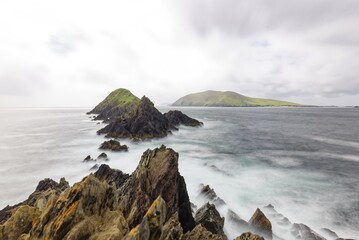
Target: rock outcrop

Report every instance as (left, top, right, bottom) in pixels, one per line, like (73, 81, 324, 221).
(291, 223, 326, 240)
(199, 184, 226, 207)
(0, 145, 201, 240)
(97, 96, 171, 140)
(249, 208, 272, 239)
(164, 110, 203, 127)
(194, 203, 227, 240)
(99, 139, 128, 152)
(235, 232, 264, 240)
(88, 88, 141, 122)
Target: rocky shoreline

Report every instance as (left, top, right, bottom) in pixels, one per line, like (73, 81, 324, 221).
(0, 145, 268, 240)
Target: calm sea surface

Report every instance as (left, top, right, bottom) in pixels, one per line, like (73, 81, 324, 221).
(0, 107, 358, 239)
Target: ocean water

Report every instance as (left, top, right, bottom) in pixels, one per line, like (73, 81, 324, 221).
(0, 107, 358, 239)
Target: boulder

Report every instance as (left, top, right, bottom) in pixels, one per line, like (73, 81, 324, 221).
(90, 164, 99, 171)
(99, 139, 128, 152)
(227, 209, 249, 229)
(248, 208, 272, 239)
(83, 155, 94, 162)
(235, 232, 264, 240)
(194, 203, 227, 240)
(97, 152, 109, 161)
(164, 110, 203, 128)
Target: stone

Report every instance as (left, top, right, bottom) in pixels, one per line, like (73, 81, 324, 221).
(99, 139, 128, 152)
(195, 203, 227, 240)
(182, 225, 225, 240)
(164, 110, 203, 128)
(235, 232, 264, 240)
(291, 223, 326, 240)
(249, 208, 272, 239)
(83, 155, 94, 162)
(94, 164, 130, 188)
(97, 152, 109, 161)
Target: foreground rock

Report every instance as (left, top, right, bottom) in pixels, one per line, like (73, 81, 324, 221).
(194, 203, 227, 240)
(100, 139, 128, 151)
(0, 145, 201, 240)
(249, 208, 272, 240)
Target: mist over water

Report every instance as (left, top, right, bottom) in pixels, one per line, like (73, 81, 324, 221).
(0, 107, 358, 239)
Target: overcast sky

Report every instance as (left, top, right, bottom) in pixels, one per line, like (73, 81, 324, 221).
(0, 0, 358, 107)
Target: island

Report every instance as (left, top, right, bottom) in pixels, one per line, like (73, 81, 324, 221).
(172, 90, 301, 107)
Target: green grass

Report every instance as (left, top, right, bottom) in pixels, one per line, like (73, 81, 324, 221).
(92, 88, 140, 112)
(172, 90, 302, 107)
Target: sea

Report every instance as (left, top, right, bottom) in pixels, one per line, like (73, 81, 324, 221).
(0, 107, 358, 239)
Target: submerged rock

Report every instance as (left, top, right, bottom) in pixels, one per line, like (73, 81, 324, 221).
(199, 184, 226, 207)
(97, 152, 109, 161)
(227, 209, 249, 229)
(291, 223, 326, 240)
(83, 155, 94, 162)
(99, 139, 128, 152)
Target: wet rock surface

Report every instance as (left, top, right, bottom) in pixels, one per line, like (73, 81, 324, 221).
(164, 110, 203, 127)
(194, 203, 227, 240)
(249, 208, 272, 240)
(235, 232, 264, 240)
(99, 139, 128, 151)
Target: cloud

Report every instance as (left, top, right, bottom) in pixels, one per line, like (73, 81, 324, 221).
(0, 0, 358, 107)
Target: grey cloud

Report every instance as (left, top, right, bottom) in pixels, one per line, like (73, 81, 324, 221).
(181, 0, 359, 37)
(49, 30, 90, 55)
(0, 66, 49, 96)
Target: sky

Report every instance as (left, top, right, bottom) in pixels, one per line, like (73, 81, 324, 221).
(0, 0, 358, 107)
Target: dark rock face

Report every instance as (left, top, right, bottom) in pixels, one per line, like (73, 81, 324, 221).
(291, 223, 326, 240)
(249, 208, 272, 240)
(194, 203, 227, 240)
(97, 152, 109, 161)
(235, 232, 264, 240)
(164, 110, 203, 127)
(94, 164, 130, 189)
(117, 145, 195, 233)
(182, 224, 225, 240)
(199, 184, 226, 207)
(99, 139, 128, 151)
(98, 97, 170, 140)
(83, 155, 94, 162)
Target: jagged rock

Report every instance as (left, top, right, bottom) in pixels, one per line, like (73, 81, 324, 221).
(0, 205, 41, 240)
(319, 228, 339, 239)
(249, 208, 272, 239)
(117, 145, 195, 232)
(199, 184, 226, 207)
(160, 214, 183, 240)
(291, 223, 326, 240)
(182, 224, 224, 240)
(35, 177, 69, 193)
(235, 232, 264, 240)
(164, 110, 203, 128)
(227, 209, 249, 229)
(99, 139, 128, 152)
(29, 174, 128, 239)
(124, 196, 167, 240)
(94, 164, 130, 188)
(83, 155, 94, 162)
(195, 203, 227, 240)
(97, 152, 109, 161)
(98, 96, 170, 140)
(90, 164, 99, 170)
